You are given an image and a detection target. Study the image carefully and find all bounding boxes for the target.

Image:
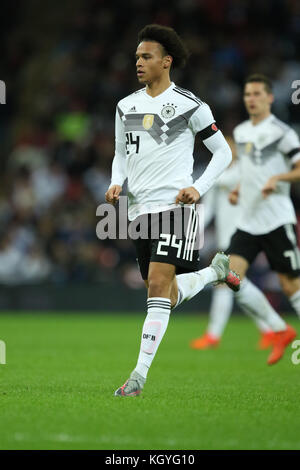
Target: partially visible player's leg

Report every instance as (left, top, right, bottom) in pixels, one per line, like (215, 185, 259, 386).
(173, 251, 240, 311)
(257, 225, 299, 363)
(230, 253, 286, 332)
(227, 227, 297, 364)
(278, 273, 300, 319)
(145, 259, 234, 350)
(189, 254, 245, 351)
(206, 285, 234, 337)
(190, 285, 234, 349)
(233, 275, 295, 364)
(228, 232, 288, 333)
(245, 310, 275, 350)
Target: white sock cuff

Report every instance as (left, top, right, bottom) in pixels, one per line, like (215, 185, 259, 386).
(147, 297, 171, 315)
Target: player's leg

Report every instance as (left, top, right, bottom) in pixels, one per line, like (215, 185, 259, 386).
(190, 284, 234, 349)
(190, 228, 241, 350)
(157, 206, 239, 310)
(272, 223, 300, 319)
(263, 225, 300, 329)
(278, 273, 300, 319)
(228, 252, 273, 347)
(235, 276, 292, 364)
(227, 230, 294, 363)
(171, 251, 239, 310)
(228, 263, 274, 349)
(145, 255, 238, 311)
(115, 261, 175, 397)
(134, 262, 175, 378)
(249, 225, 299, 364)
(230, 254, 286, 331)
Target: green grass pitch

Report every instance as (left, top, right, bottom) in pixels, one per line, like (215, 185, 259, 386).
(0, 312, 300, 450)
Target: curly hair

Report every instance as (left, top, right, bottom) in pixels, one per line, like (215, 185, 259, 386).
(137, 24, 189, 69)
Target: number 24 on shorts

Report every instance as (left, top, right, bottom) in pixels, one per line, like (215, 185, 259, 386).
(157, 234, 182, 258)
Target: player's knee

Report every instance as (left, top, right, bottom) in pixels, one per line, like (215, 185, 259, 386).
(280, 276, 300, 297)
(148, 274, 172, 297)
(229, 256, 247, 280)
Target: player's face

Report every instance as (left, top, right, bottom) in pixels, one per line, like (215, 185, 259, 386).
(243, 82, 274, 117)
(135, 41, 169, 84)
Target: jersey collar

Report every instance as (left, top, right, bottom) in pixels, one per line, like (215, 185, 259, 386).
(249, 113, 274, 128)
(144, 82, 176, 100)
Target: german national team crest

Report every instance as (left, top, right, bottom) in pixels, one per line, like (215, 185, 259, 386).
(245, 142, 253, 153)
(143, 114, 154, 130)
(161, 104, 176, 119)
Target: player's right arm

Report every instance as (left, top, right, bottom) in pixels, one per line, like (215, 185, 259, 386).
(105, 106, 127, 205)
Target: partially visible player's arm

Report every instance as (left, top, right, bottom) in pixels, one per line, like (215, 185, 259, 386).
(262, 129, 300, 198)
(192, 131, 232, 198)
(262, 160, 300, 198)
(202, 186, 217, 227)
(176, 104, 232, 204)
(105, 107, 127, 205)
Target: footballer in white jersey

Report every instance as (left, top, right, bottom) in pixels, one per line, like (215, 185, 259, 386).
(112, 82, 227, 222)
(225, 74, 300, 365)
(192, 76, 299, 360)
(109, 82, 234, 280)
(234, 114, 300, 235)
(105, 24, 239, 396)
(229, 112, 300, 278)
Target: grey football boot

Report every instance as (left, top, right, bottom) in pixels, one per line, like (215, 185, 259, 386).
(210, 252, 240, 292)
(114, 370, 146, 397)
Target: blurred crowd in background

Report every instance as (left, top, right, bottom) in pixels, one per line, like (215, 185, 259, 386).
(0, 0, 300, 293)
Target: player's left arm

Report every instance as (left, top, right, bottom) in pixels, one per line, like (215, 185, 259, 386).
(175, 104, 232, 204)
(262, 128, 300, 198)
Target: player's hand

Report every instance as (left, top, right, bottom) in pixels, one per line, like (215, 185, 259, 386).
(105, 185, 122, 205)
(262, 176, 279, 198)
(175, 186, 200, 204)
(229, 188, 239, 205)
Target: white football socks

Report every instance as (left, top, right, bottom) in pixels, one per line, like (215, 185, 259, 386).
(174, 267, 218, 308)
(207, 286, 234, 338)
(245, 311, 272, 333)
(134, 297, 171, 379)
(235, 278, 286, 332)
(289, 289, 300, 319)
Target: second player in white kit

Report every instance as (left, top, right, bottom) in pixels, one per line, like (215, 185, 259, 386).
(191, 74, 300, 364)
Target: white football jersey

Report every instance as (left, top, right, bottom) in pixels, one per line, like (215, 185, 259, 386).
(233, 114, 300, 235)
(110, 82, 221, 221)
(203, 162, 241, 249)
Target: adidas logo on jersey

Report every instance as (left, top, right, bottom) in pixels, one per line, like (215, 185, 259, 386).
(128, 106, 137, 112)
